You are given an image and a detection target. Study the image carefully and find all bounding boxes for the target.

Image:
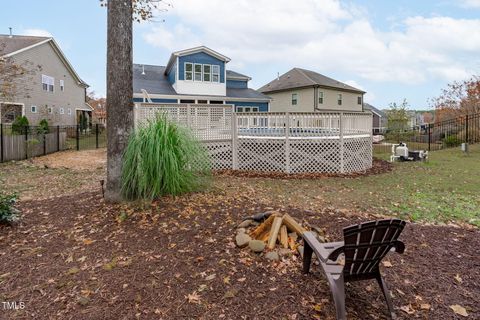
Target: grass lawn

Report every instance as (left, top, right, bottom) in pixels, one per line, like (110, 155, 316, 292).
(216, 144, 480, 227)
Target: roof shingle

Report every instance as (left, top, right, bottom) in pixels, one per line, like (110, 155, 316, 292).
(259, 68, 365, 94)
(0, 34, 50, 55)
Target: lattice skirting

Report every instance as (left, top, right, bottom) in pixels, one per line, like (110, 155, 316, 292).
(199, 137, 372, 174)
(201, 140, 233, 171)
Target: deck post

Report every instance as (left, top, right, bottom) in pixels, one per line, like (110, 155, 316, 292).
(339, 112, 345, 174)
(232, 112, 238, 170)
(285, 112, 290, 173)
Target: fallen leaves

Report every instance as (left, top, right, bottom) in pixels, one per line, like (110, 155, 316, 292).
(67, 267, 80, 275)
(186, 291, 201, 304)
(382, 260, 393, 268)
(454, 274, 463, 283)
(223, 289, 238, 299)
(400, 304, 416, 315)
(450, 305, 468, 317)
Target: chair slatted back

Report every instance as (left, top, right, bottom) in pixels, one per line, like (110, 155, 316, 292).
(342, 219, 406, 277)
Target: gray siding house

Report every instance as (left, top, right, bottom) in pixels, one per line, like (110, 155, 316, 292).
(364, 103, 387, 134)
(259, 68, 365, 113)
(0, 34, 91, 126)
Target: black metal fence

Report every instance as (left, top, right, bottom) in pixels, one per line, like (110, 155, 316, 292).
(374, 113, 480, 154)
(0, 123, 106, 163)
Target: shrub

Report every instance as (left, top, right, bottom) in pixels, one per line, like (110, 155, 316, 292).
(37, 119, 50, 134)
(0, 193, 20, 224)
(443, 135, 462, 147)
(11, 116, 29, 135)
(121, 115, 210, 200)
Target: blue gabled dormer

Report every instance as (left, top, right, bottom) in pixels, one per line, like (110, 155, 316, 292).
(226, 70, 251, 89)
(164, 46, 230, 96)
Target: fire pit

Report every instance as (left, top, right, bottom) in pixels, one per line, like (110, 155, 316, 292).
(235, 212, 327, 261)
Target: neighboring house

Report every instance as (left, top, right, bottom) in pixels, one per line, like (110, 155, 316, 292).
(258, 68, 365, 112)
(406, 110, 417, 128)
(364, 103, 387, 134)
(0, 34, 91, 126)
(133, 46, 271, 112)
(89, 97, 107, 126)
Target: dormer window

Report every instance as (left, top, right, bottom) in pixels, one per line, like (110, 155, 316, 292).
(203, 65, 211, 82)
(194, 64, 202, 81)
(185, 63, 193, 80)
(212, 65, 220, 83)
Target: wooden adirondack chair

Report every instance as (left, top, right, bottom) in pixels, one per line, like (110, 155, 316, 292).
(302, 219, 406, 320)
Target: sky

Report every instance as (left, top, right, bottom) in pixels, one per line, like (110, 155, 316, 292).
(1, 0, 480, 109)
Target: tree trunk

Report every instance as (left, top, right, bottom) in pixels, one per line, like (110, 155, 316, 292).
(105, 0, 133, 202)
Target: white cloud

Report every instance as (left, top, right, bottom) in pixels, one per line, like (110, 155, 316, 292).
(460, 0, 480, 8)
(22, 28, 53, 37)
(142, 0, 480, 85)
(344, 79, 375, 103)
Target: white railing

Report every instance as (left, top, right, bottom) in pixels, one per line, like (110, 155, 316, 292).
(135, 103, 233, 141)
(134, 104, 372, 173)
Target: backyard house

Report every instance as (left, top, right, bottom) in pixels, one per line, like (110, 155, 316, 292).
(133, 46, 271, 112)
(364, 103, 387, 134)
(0, 34, 91, 126)
(259, 68, 365, 113)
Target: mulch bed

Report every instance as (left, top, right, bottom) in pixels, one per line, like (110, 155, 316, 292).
(0, 191, 478, 319)
(214, 158, 393, 180)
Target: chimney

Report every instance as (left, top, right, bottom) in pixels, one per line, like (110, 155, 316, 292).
(277, 72, 280, 81)
(9, 27, 13, 38)
(141, 65, 145, 75)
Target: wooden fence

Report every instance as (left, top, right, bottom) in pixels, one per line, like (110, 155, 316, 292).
(1, 131, 67, 162)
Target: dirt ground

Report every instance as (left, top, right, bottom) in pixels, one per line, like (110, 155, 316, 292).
(0, 150, 478, 319)
(31, 148, 107, 171)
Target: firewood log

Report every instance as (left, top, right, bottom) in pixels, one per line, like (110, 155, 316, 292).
(250, 214, 276, 239)
(282, 214, 306, 236)
(280, 225, 288, 249)
(267, 216, 283, 249)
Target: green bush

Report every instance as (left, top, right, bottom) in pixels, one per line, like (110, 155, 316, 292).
(443, 135, 462, 147)
(37, 119, 50, 134)
(0, 193, 20, 224)
(121, 115, 210, 200)
(11, 116, 29, 135)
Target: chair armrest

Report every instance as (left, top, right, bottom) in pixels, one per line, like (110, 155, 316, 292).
(327, 246, 345, 261)
(392, 240, 405, 254)
(303, 231, 344, 262)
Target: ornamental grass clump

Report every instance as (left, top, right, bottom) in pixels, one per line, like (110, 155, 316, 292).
(121, 115, 210, 200)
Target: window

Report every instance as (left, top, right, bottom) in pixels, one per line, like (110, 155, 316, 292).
(60, 80, 64, 91)
(42, 75, 54, 92)
(212, 65, 220, 82)
(185, 63, 193, 80)
(67, 108, 72, 115)
(197, 100, 208, 104)
(318, 91, 324, 104)
(292, 93, 298, 105)
(48, 107, 53, 114)
(337, 94, 342, 105)
(194, 64, 202, 81)
(237, 106, 259, 112)
(31, 105, 37, 113)
(59, 107, 65, 114)
(203, 64, 211, 82)
(357, 96, 362, 105)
